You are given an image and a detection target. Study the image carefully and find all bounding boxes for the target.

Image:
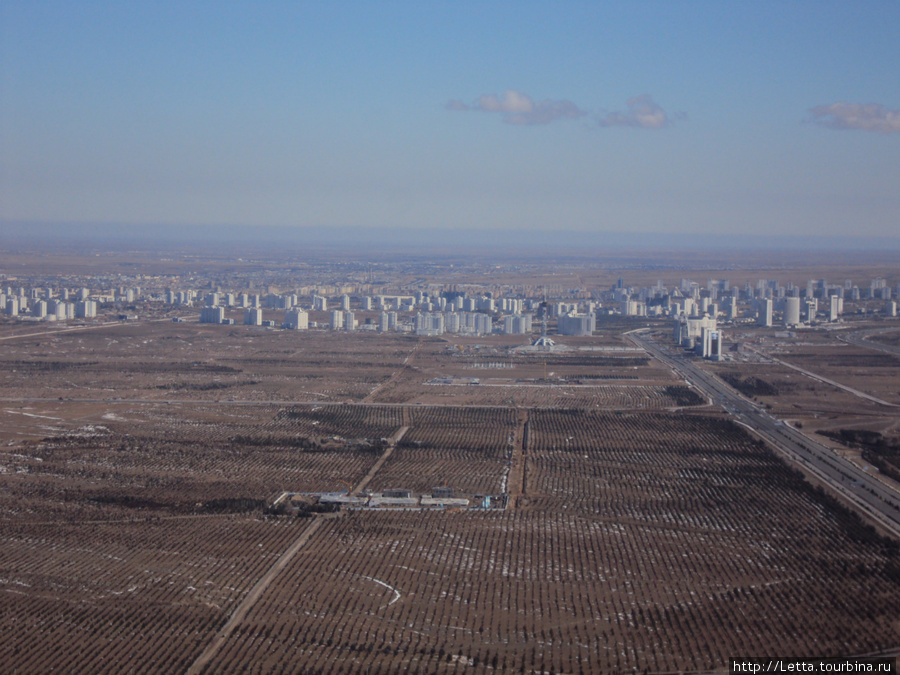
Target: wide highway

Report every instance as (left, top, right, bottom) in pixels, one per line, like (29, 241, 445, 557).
(628, 330, 900, 539)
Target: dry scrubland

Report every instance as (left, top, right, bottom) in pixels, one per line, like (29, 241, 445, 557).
(704, 326, 900, 482)
(1, 323, 899, 673)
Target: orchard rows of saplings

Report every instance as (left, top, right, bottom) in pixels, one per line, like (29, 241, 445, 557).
(4, 403, 900, 673)
(196, 491, 900, 674)
(0, 515, 307, 674)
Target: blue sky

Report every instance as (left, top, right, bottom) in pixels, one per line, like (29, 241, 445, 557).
(1, 1, 898, 240)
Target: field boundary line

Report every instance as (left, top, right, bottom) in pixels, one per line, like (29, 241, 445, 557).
(350, 425, 409, 496)
(506, 410, 528, 509)
(753, 349, 899, 409)
(361, 340, 421, 403)
(185, 514, 335, 675)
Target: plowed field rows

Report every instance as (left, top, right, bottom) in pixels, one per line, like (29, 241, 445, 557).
(197, 500, 900, 674)
(0, 516, 306, 675)
(368, 407, 516, 494)
(0, 404, 411, 524)
(4, 404, 900, 673)
(271, 405, 405, 440)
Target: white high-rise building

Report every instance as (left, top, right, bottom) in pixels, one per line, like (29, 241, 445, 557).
(621, 300, 642, 316)
(758, 298, 773, 327)
(444, 312, 460, 333)
(75, 300, 97, 318)
(698, 328, 724, 360)
(804, 299, 817, 323)
(245, 308, 263, 326)
(330, 310, 344, 330)
(474, 313, 492, 335)
(283, 309, 308, 329)
(558, 313, 595, 336)
(477, 297, 495, 313)
(340, 294, 351, 311)
(379, 312, 389, 332)
(344, 311, 355, 331)
(502, 314, 533, 335)
(726, 296, 738, 321)
(674, 315, 717, 345)
(200, 306, 225, 324)
(33, 301, 47, 318)
(783, 296, 801, 326)
(829, 295, 841, 322)
(415, 313, 445, 336)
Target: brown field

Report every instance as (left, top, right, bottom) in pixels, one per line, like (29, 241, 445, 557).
(704, 325, 900, 484)
(2, 318, 900, 673)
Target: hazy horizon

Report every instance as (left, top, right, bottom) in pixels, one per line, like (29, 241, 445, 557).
(3, 222, 900, 258)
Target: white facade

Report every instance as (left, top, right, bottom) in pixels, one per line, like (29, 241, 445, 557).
(284, 309, 308, 329)
(415, 312, 444, 336)
(829, 295, 842, 321)
(725, 295, 737, 321)
(783, 296, 801, 326)
(804, 298, 817, 322)
(502, 314, 533, 335)
(445, 312, 461, 333)
(558, 313, 595, 336)
(75, 300, 97, 318)
(200, 306, 225, 324)
(330, 310, 344, 330)
(245, 308, 263, 326)
(758, 298, 773, 327)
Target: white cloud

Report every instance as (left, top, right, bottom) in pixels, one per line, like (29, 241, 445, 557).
(598, 95, 672, 129)
(447, 89, 586, 125)
(807, 102, 900, 134)
(444, 99, 470, 111)
(476, 89, 535, 114)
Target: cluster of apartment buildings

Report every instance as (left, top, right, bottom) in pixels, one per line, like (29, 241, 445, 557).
(4, 275, 897, 340)
(2, 286, 98, 320)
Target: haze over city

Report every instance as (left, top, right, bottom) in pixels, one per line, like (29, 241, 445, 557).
(2, 1, 899, 243)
